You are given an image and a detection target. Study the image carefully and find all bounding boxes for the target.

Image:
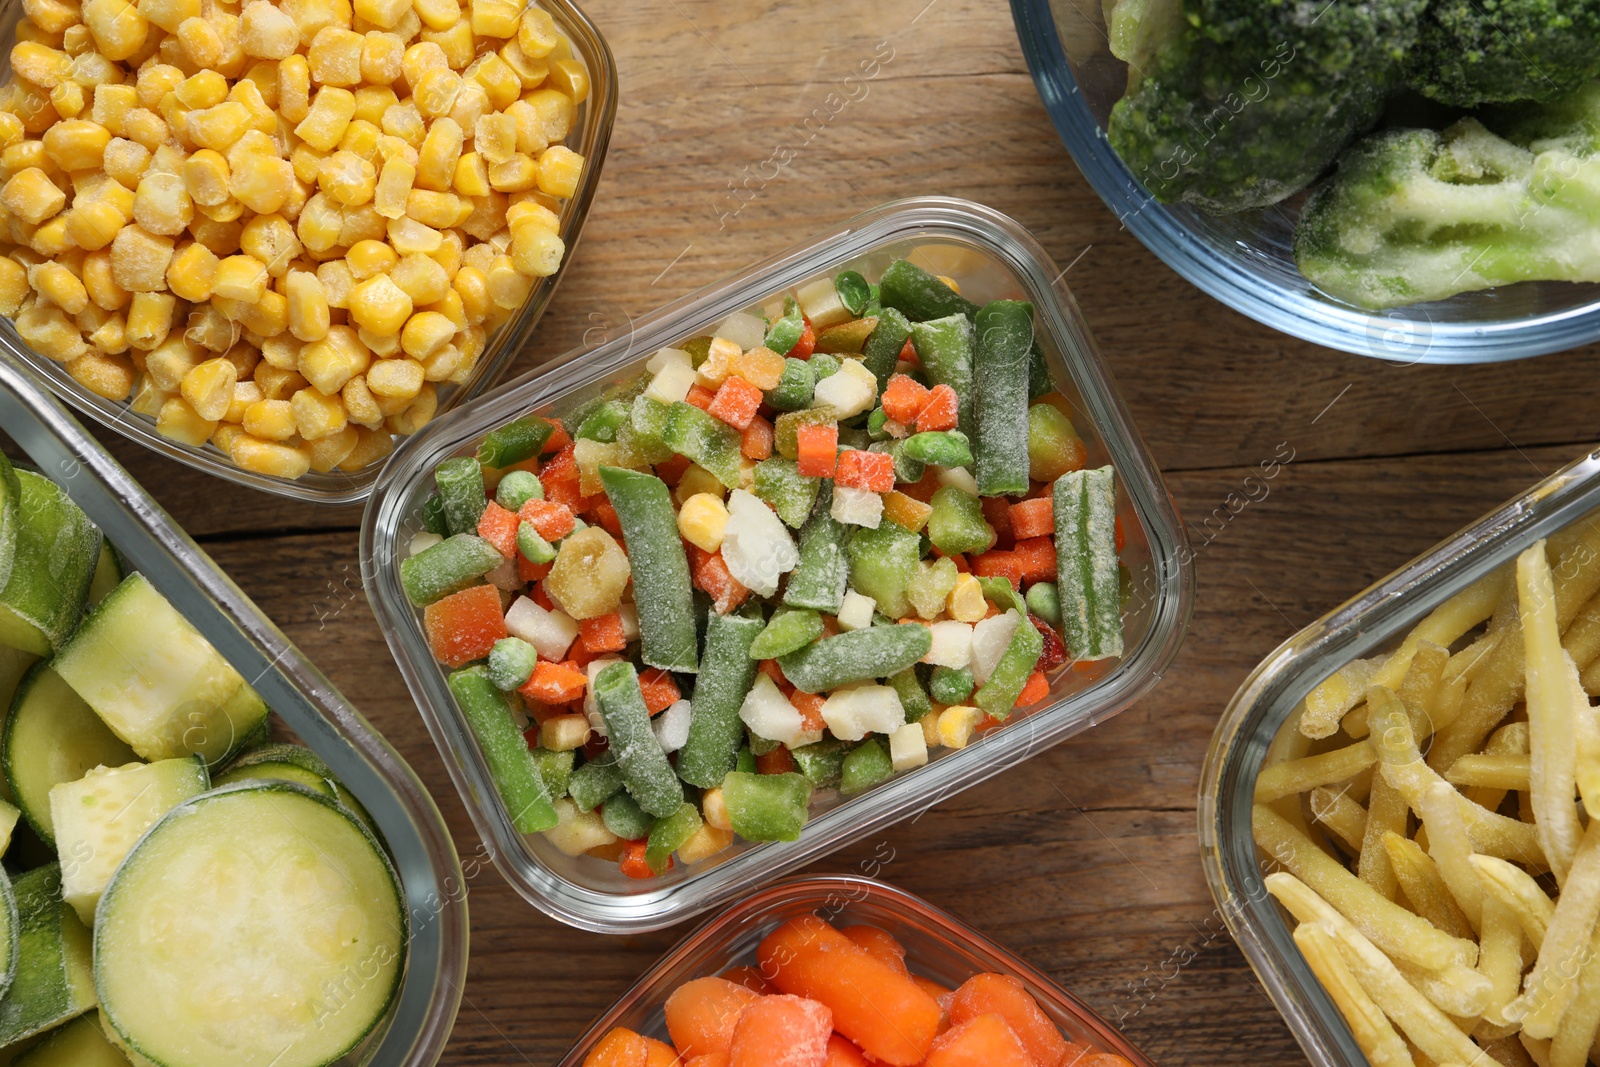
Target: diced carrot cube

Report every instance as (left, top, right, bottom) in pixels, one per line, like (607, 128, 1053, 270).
(795, 423, 838, 479)
(540, 444, 583, 509)
(590, 499, 625, 539)
(476, 500, 520, 557)
(880, 374, 931, 424)
(519, 659, 587, 704)
(741, 415, 773, 461)
(899, 467, 941, 503)
(639, 668, 681, 714)
(915, 384, 958, 433)
(583, 1026, 650, 1067)
(790, 319, 815, 360)
(834, 449, 895, 492)
(840, 926, 908, 975)
(1009, 497, 1054, 540)
(728, 994, 832, 1067)
(1010, 536, 1058, 584)
(947, 972, 1069, 1067)
(792, 691, 826, 733)
(882, 490, 933, 533)
(543, 423, 572, 453)
(707, 375, 764, 431)
(756, 659, 786, 687)
(1016, 670, 1050, 708)
(922, 1014, 1034, 1067)
(896, 336, 917, 366)
(720, 966, 777, 995)
(423, 584, 506, 668)
(619, 840, 655, 880)
(665, 978, 763, 1060)
(822, 1035, 869, 1067)
(579, 613, 628, 654)
(691, 546, 750, 614)
(656, 453, 692, 486)
(971, 550, 1024, 590)
(982, 494, 1013, 550)
(685, 384, 715, 411)
(531, 580, 556, 611)
(642, 1038, 681, 1067)
(519, 497, 577, 542)
(756, 746, 795, 775)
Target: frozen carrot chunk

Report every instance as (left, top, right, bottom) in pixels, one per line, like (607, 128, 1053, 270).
(477, 500, 520, 557)
(727, 994, 832, 1067)
(834, 449, 895, 493)
(639, 668, 682, 714)
(540, 444, 583, 509)
(948, 973, 1067, 1067)
(691, 546, 750, 614)
(519, 660, 587, 704)
(1008, 497, 1054, 540)
(424, 584, 507, 667)
(686, 384, 716, 410)
(664, 977, 763, 1060)
(922, 1013, 1034, 1067)
(520, 497, 578, 541)
(583, 1027, 650, 1067)
(795, 422, 838, 478)
(708, 375, 764, 431)
(642, 1038, 682, 1067)
(880, 373, 930, 424)
(822, 1035, 869, 1067)
(742, 415, 773, 461)
(915, 384, 959, 433)
(720, 966, 777, 995)
(580, 612, 628, 654)
(840, 926, 908, 975)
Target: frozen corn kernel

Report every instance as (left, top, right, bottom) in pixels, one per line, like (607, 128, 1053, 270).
(517, 6, 558, 58)
(522, 88, 572, 144)
(412, 0, 459, 30)
(254, 361, 309, 399)
(229, 432, 311, 478)
(181, 356, 238, 420)
(343, 239, 394, 280)
(451, 266, 490, 323)
(240, 0, 298, 58)
(102, 137, 150, 189)
(226, 379, 265, 422)
(295, 86, 356, 151)
(316, 259, 355, 308)
(348, 272, 412, 334)
(471, 54, 520, 109)
(295, 192, 344, 252)
(677, 493, 730, 554)
(536, 144, 582, 198)
(111, 225, 175, 292)
(380, 99, 424, 146)
(387, 214, 441, 253)
(487, 153, 538, 192)
(948, 573, 987, 623)
(304, 424, 359, 471)
(182, 150, 231, 208)
(176, 70, 228, 110)
(398, 309, 453, 358)
(32, 262, 89, 314)
(0, 260, 29, 315)
(354, 0, 407, 28)
(308, 25, 363, 85)
(423, 20, 473, 70)
(236, 289, 289, 336)
(156, 394, 217, 446)
(548, 58, 589, 104)
(341, 374, 383, 427)
(242, 397, 297, 439)
(2, 168, 66, 225)
(297, 336, 356, 393)
(240, 214, 301, 277)
(511, 226, 562, 278)
(133, 172, 194, 236)
(937, 705, 983, 750)
(474, 112, 515, 166)
(213, 254, 269, 302)
(84, 0, 149, 61)
(231, 155, 296, 215)
(15, 302, 89, 360)
(417, 342, 458, 381)
(185, 305, 237, 353)
(374, 155, 415, 219)
(485, 254, 531, 309)
(539, 714, 590, 752)
(411, 68, 461, 119)
(498, 38, 549, 89)
(337, 425, 394, 470)
(30, 216, 75, 258)
(42, 119, 111, 171)
(452, 152, 490, 198)
(289, 385, 346, 439)
(187, 101, 251, 152)
(284, 270, 330, 341)
(352, 85, 398, 126)
(360, 30, 405, 83)
(337, 203, 386, 246)
(413, 117, 462, 191)
(67, 350, 137, 399)
(318, 149, 377, 205)
(50, 81, 86, 120)
(388, 253, 448, 304)
(366, 355, 423, 399)
(386, 381, 435, 433)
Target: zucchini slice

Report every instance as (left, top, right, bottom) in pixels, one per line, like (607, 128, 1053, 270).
(12, 1014, 128, 1066)
(50, 758, 210, 926)
(53, 574, 268, 766)
(0, 866, 95, 1047)
(0, 472, 100, 658)
(4, 665, 138, 847)
(96, 783, 406, 1067)
(213, 744, 374, 834)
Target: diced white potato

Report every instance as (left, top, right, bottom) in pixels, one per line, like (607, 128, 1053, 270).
(644, 359, 697, 404)
(721, 489, 798, 597)
(796, 276, 851, 329)
(890, 721, 929, 771)
(830, 484, 883, 528)
(409, 530, 443, 556)
(619, 602, 640, 641)
(821, 683, 905, 742)
(540, 714, 591, 752)
(837, 589, 876, 631)
(713, 310, 767, 351)
(543, 798, 617, 856)
(653, 698, 692, 753)
(582, 655, 624, 734)
(738, 672, 815, 749)
(937, 466, 980, 495)
(645, 346, 691, 374)
(813, 359, 876, 418)
(924, 620, 974, 668)
(504, 596, 578, 661)
(971, 611, 1022, 686)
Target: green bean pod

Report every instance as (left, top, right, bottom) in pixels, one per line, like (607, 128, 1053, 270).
(592, 661, 686, 818)
(974, 300, 1035, 497)
(777, 623, 934, 694)
(599, 466, 699, 672)
(676, 609, 764, 788)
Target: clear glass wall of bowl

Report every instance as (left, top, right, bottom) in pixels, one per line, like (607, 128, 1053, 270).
(1199, 447, 1600, 1067)
(0, 0, 617, 503)
(363, 196, 1195, 933)
(1009, 0, 1600, 363)
(0, 350, 469, 1065)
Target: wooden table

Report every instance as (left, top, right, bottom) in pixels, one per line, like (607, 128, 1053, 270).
(84, 2, 1600, 1063)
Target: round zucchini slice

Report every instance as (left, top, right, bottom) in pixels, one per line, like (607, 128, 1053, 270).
(3, 665, 138, 846)
(95, 782, 406, 1067)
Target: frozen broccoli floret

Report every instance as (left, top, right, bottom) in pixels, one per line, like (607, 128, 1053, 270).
(1107, 0, 1427, 214)
(1406, 0, 1600, 107)
(1295, 92, 1600, 309)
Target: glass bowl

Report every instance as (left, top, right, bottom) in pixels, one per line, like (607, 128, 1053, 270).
(554, 874, 1155, 1066)
(361, 195, 1195, 933)
(1199, 445, 1600, 1067)
(0, 0, 617, 505)
(0, 348, 469, 1065)
(1009, 0, 1600, 364)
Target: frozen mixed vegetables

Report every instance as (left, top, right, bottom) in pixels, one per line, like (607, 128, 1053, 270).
(0, 0, 589, 479)
(579, 914, 1138, 1067)
(401, 259, 1127, 879)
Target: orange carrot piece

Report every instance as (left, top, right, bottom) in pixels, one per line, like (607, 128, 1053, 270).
(741, 415, 774, 461)
(423, 584, 507, 668)
(720, 966, 777, 995)
(540, 444, 583, 509)
(899, 467, 941, 503)
(880, 374, 931, 424)
(948, 974, 1067, 1067)
(913, 974, 953, 1003)
(707, 375, 764, 431)
(580, 613, 629, 654)
(685, 384, 716, 411)
(727, 994, 832, 1067)
(982, 495, 1014, 550)
(691, 547, 750, 614)
(840, 925, 908, 975)
(791, 691, 826, 733)
(756, 916, 941, 1065)
(664, 977, 763, 1061)
(518, 556, 553, 583)
(543, 423, 572, 453)
(656, 453, 692, 486)
(477, 500, 520, 557)
(1009, 497, 1053, 541)
(790, 320, 816, 360)
(519, 660, 587, 705)
(592, 499, 626, 539)
(756, 658, 786, 687)
(756, 747, 794, 775)
(619, 840, 654, 880)
(834, 449, 895, 492)
(1015, 671, 1050, 708)
(642, 1037, 683, 1067)
(583, 1027, 650, 1067)
(821, 1035, 870, 1067)
(795, 422, 838, 479)
(1010, 537, 1058, 584)
(639, 668, 682, 715)
(915, 384, 958, 433)
(971, 550, 1025, 590)
(922, 1014, 1034, 1067)
(882, 490, 933, 533)
(520, 497, 578, 541)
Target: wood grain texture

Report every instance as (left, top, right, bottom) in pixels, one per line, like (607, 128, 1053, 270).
(61, 0, 1600, 1064)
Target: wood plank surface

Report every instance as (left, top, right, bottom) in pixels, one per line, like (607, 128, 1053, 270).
(52, 0, 1600, 1064)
